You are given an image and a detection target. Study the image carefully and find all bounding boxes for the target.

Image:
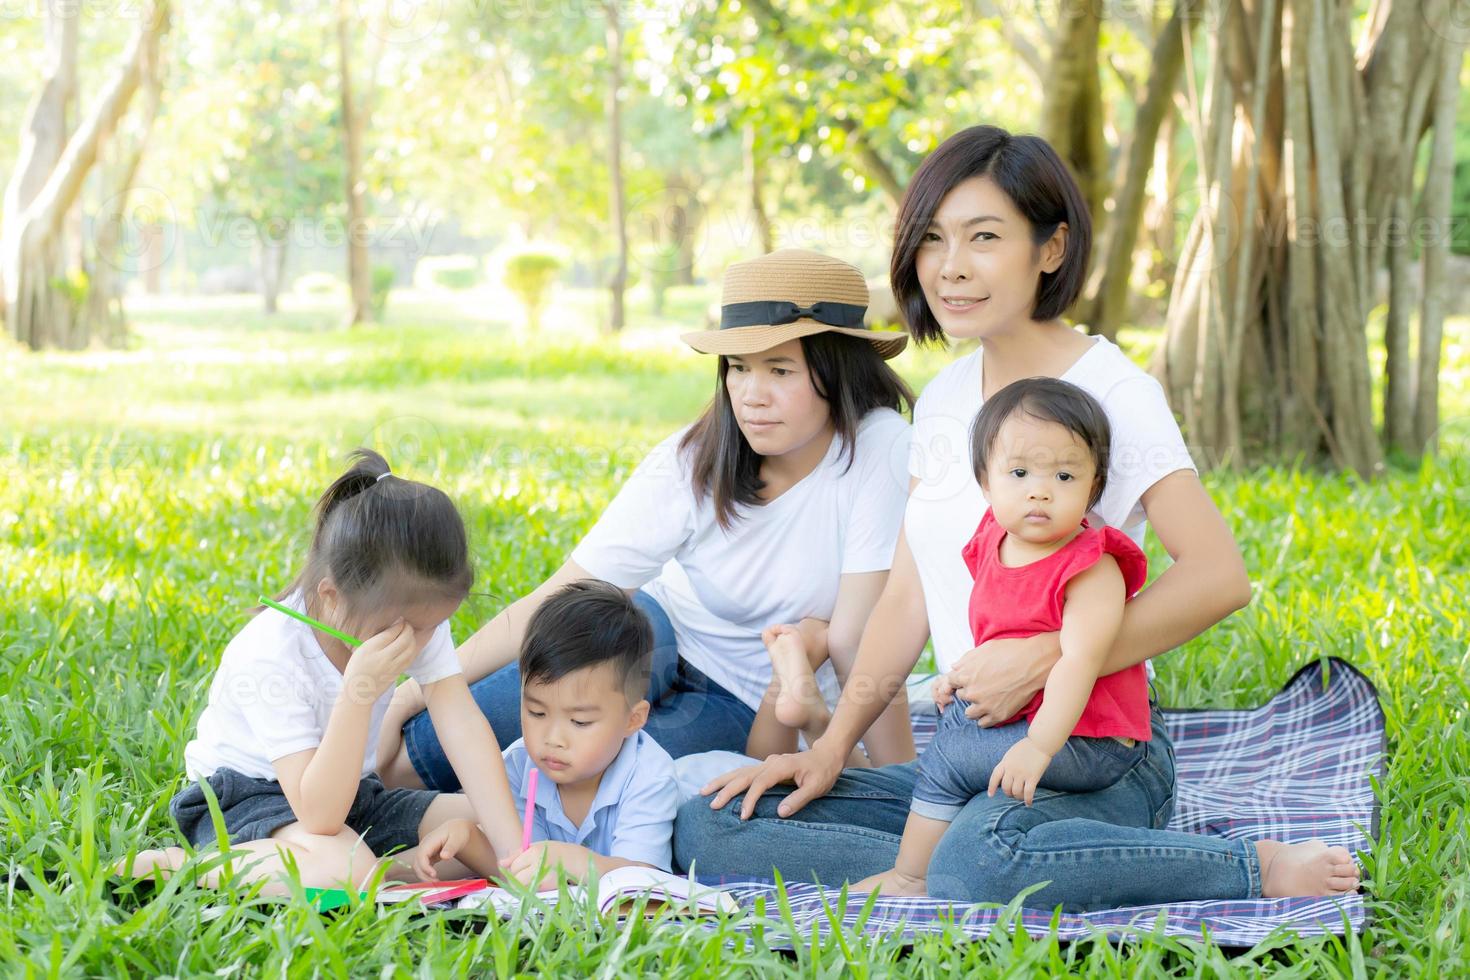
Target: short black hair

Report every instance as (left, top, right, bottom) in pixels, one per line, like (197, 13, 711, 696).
(971, 377, 1112, 510)
(891, 125, 1093, 346)
(519, 580, 653, 702)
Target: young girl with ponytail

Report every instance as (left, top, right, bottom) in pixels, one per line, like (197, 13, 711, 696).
(120, 449, 523, 894)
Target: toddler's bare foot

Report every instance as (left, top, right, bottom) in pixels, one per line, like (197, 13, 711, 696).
(1256, 839, 1360, 897)
(767, 631, 825, 730)
(114, 847, 187, 880)
(853, 867, 927, 897)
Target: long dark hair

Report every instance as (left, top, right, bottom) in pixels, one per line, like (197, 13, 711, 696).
(679, 332, 914, 529)
(971, 378, 1111, 510)
(277, 448, 474, 619)
(891, 125, 1092, 346)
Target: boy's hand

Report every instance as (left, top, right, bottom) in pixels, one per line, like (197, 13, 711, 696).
(499, 841, 592, 890)
(414, 818, 482, 880)
(988, 737, 1052, 806)
(343, 619, 418, 704)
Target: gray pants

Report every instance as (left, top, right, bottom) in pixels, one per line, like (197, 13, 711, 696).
(170, 768, 438, 856)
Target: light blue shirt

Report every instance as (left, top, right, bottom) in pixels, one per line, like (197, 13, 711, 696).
(502, 729, 680, 871)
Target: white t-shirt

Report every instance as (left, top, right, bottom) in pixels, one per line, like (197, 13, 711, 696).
(183, 592, 463, 781)
(571, 408, 912, 710)
(906, 337, 1197, 672)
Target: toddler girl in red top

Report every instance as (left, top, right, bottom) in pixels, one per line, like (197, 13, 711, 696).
(858, 377, 1149, 897)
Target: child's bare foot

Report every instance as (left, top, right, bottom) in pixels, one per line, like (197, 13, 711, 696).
(853, 867, 927, 897)
(766, 629, 825, 730)
(114, 847, 187, 880)
(1256, 839, 1360, 897)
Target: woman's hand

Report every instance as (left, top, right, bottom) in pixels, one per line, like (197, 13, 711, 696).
(701, 741, 846, 820)
(946, 632, 1060, 727)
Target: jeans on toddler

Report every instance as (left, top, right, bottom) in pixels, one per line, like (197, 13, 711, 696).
(910, 697, 1146, 820)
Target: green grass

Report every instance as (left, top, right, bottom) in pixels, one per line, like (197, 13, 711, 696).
(1, 293, 1467, 974)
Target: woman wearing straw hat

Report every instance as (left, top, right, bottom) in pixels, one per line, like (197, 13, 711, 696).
(374, 248, 922, 792)
(679, 126, 1358, 908)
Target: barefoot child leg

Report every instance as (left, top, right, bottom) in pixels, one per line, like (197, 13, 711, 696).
(746, 622, 870, 764)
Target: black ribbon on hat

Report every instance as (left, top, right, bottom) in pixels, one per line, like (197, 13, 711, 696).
(720, 300, 868, 331)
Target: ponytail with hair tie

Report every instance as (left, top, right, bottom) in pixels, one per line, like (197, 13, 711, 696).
(270, 448, 473, 614)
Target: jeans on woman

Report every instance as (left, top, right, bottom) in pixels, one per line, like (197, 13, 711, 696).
(672, 704, 1265, 911)
(402, 589, 758, 791)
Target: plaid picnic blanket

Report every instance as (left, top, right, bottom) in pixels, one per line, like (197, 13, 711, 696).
(709, 657, 1384, 948)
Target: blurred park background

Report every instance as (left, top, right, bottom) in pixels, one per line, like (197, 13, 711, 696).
(1, 2, 1469, 972)
(1, 0, 1466, 470)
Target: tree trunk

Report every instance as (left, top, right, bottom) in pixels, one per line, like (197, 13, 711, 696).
(258, 233, 288, 315)
(1276, 0, 1322, 457)
(665, 170, 700, 286)
(1079, 0, 1193, 340)
(1154, 0, 1455, 473)
(604, 0, 627, 332)
(1040, 1, 1108, 244)
(83, 38, 164, 347)
(1370, 1, 1416, 451)
(0, 5, 77, 345)
(337, 0, 372, 327)
(1, 2, 169, 350)
(1382, 186, 1415, 451)
(1145, 107, 1182, 286)
(2, 11, 76, 220)
(1413, 24, 1465, 451)
(743, 124, 774, 254)
(142, 223, 165, 293)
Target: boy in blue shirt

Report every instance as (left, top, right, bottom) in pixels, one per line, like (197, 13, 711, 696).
(415, 580, 680, 886)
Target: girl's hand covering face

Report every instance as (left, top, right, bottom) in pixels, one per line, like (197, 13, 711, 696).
(343, 619, 418, 704)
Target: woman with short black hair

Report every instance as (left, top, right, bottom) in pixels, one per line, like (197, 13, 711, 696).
(681, 126, 1359, 909)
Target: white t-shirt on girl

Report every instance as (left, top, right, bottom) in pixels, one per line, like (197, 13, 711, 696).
(183, 592, 463, 781)
(571, 408, 912, 710)
(905, 336, 1197, 673)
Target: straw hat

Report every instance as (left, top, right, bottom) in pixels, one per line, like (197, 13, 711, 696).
(681, 248, 908, 359)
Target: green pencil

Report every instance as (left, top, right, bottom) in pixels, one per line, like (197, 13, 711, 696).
(257, 594, 363, 647)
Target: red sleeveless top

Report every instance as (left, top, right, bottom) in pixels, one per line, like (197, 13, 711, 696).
(960, 508, 1152, 741)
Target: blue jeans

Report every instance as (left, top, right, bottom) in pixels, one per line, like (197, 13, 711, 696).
(673, 704, 1265, 911)
(403, 590, 758, 790)
(912, 698, 1145, 819)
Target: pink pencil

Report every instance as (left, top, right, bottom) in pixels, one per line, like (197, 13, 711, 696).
(521, 768, 539, 853)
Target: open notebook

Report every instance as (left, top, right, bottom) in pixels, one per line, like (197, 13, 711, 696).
(302, 868, 735, 917)
(456, 866, 739, 918)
